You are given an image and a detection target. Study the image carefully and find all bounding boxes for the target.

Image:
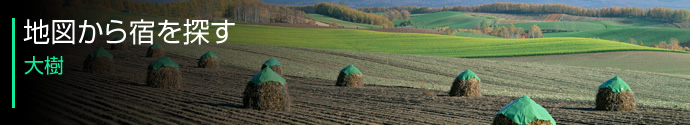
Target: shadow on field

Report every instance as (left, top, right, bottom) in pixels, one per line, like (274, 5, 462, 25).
(118, 80, 148, 87)
(560, 107, 595, 111)
(184, 101, 245, 109)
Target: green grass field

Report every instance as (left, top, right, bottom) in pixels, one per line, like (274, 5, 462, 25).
(393, 11, 495, 29)
(220, 24, 684, 58)
(453, 32, 502, 38)
(544, 27, 690, 45)
(306, 13, 382, 29)
(501, 21, 610, 31)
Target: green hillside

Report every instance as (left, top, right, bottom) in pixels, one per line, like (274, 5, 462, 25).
(206, 24, 681, 58)
(394, 11, 495, 29)
(544, 27, 690, 45)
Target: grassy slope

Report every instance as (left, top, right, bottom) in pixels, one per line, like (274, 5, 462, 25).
(307, 13, 382, 29)
(217, 24, 683, 58)
(501, 21, 610, 31)
(395, 11, 690, 45)
(453, 32, 502, 38)
(159, 43, 690, 109)
(544, 27, 690, 46)
(394, 11, 494, 29)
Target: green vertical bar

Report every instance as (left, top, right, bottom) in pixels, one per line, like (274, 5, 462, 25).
(12, 18, 15, 108)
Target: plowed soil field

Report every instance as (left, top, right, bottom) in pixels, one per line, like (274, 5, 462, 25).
(19, 41, 689, 124)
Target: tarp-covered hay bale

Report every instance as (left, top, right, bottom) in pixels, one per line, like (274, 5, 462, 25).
(336, 64, 363, 87)
(493, 96, 556, 125)
(109, 36, 128, 50)
(83, 47, 114, 73)
(595, 76, 636, 112)
(449, 69, 481, 97)
(146, 43, 165, 58)
(243, 68, 290, 111)
(198, 51, 219, 68)
(261, 57, 283, 76)
(146, 57, 182, 89)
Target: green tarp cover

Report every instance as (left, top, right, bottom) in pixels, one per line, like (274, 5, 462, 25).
(149, 43, 163, 49)
(340, 64, 362, 76)
(249, 68, 286, 85)
(496, 96, 556, 125)
(263, 57, 281, 67)
(200, 51, 218, 59)
(455, 69, 480, 82)
(148, 57, 179, 70)
(598, 76, 632, 93)
(89, 47, 113, 58)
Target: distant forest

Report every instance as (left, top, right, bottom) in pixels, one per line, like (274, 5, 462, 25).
(357, 3, 690, 22)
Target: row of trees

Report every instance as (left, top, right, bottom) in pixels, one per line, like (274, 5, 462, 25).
(652, 38, 686, 51)
(44, 0, 309, 24)
(384, 10, 411, 21)
(314, 2, 394, 28)
(463, 3, 690, 22)
(358, 3, 690, 22)
(357, 6, 443, 14)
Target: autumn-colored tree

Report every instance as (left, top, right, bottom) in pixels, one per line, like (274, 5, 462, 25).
(669, 38, 682, 50)
(659, 41, 667, 49)
(314, 2, 393, 27)
(331, 19, 338, 27)
(629, 38, 637, 44)
(528, 25, 543, 38)
(401, 10, 411, 19)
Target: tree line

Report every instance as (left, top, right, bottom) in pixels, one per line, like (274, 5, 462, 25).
(313, 2, 394, 28)
(384, 10, 411, 21)
(358, 2, 690, 22)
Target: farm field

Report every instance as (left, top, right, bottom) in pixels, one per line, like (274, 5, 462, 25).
(453, 31, 502, 38)
(484, 51, 690, 78)
(214, 24, 682, 58)
(393, 11, 495, 29)
(542, 14, 562, 22)
(306, 13, 382, 29)
(391, 11, 690, 45)
(23, 40, 690, 124)
(543, 27, 690, 46)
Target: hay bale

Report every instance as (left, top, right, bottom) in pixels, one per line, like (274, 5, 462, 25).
(83, 47, 114, 74)
(261, 58, 283, 76)
(595, 76, 636, 112)
(449, 78, 481, 97)
(494, 96, 556, 125)
(147, 43, 165, 58)
(146, 57, 181, 89)
(242, 68, 289, 111)
(198, 51, 219, 68)
(261, 65, 282, 76)
(336, 72, 363, 87)
(449, 69, 481, 97)
(493, 114, 552, 125)
(336, 64, 363, 87)
(595, 88, 636, 111)
(243, 81, 290, 111)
